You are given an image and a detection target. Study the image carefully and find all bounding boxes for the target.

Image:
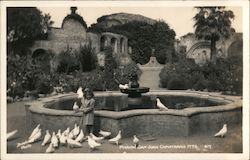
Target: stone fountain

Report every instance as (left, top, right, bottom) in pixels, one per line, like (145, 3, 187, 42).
(120, 72, 150, 110)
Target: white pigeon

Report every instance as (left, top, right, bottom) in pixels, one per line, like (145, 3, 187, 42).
(41, 130, 51, 146)
(90, 133, 104, 142)
(59, 133, 67, 146)
(51, 132, 59, 148)
(20, 144, 32, 150)
(17, 129, 42, 147)
(76, 87, 83, 98)
(214, 124, 227, 138)
(68, 131, 74, 139)
(87, 136, 101, 150)
(7, 129, 18, 141)
(109, 130, 121, 146)
(46, 143, 55, 153)
(73, 102, 79, 111)
(63, 127, 70, 136)
(17, 140, 29, 148)
(66, 137, 82, 148)
(133, 135, 139, 148)
(75, 129, 85, 143)
(72, 124, 80, 138)
(99, 130, 111, 138)
(28, 128, 42, 143)
(17, 128, 42, 148)
(28, 124, 40, 140)
(119, 84, 129, 89)
(56, 129, 62, 139)
(124, 84, 129, 89)
(156, 98, 168, 111)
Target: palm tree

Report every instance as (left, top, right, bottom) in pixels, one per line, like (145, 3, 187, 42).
(193, 7, 235, 64)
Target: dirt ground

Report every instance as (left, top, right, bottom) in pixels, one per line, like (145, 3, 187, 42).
(6, 101, 242, 154)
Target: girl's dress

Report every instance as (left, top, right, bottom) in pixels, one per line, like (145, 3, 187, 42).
(80, 97, 95, 125)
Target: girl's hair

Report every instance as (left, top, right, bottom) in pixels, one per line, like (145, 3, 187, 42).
(84, 88, 94, 98)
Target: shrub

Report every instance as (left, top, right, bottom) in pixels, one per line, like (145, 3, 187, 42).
(159, 52, 242, 95)
(102, 46, 118, 90)
(77, 43, 97, 72)
(193, 80, 208, 91)
(159, 57, 199, 89)
(55, 47, 78, 73)
(114, 61, 142, 85)
(7, 53, 45, 97)
(159, 63, 175, 88)
(35, 74, 53, 94)
(55, 44, 97, 74)
(52, 70, 105, 92)
(78, 69, 106, 91)
(167, 75, 188, 90)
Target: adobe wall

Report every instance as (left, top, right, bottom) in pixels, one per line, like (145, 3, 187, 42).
(30, 19, 88, 54)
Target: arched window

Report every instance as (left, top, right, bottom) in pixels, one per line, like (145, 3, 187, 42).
(32, 49, 48, 60)
(32, 49, 51, 72)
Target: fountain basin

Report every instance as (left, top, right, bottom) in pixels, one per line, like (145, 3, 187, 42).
(120, 87, 150, 97)
(25, 91, 242, 137)
(120, 87, 150, 109)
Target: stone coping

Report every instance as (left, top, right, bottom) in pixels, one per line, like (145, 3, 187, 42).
(26, 91, 242, 119)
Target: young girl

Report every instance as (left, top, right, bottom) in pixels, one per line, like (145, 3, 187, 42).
(76, 88, 95, 135)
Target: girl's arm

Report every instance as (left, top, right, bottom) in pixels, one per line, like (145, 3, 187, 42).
(84, 99, 95, 113)
(77, 107, 86, 112)
(76, 99, 95, 113)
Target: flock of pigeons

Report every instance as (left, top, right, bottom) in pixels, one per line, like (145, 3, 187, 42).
(6, 86, 228, 153)
(8, 123, 137, 153)
(7, 123, 227, 153)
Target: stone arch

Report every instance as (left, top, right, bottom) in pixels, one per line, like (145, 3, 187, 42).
(32, 48, 51, 72)
(100, 36, 108, 51)
(111, 37, 118, 53)
(186, 42, 211, 65)
(32, 49, 48, 59)
(186, 41, 210, 56)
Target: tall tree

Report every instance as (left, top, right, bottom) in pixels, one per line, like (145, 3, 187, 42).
(152, 21, 176, 64)
(193, 7, 235, 63)
(7, 7, 54, 55)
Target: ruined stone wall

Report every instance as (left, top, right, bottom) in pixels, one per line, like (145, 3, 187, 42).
(179, 34, 202, 52)
(178, 33, 242, 65)
(31, 19, 87, 54)
(180, 33, 242, 56)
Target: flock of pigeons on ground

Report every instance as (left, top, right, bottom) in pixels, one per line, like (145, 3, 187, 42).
(7, 123, 228, 153)
(7, 123, 139, 153)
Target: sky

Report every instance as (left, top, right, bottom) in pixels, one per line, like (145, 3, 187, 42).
(39, 6, 242, 39)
